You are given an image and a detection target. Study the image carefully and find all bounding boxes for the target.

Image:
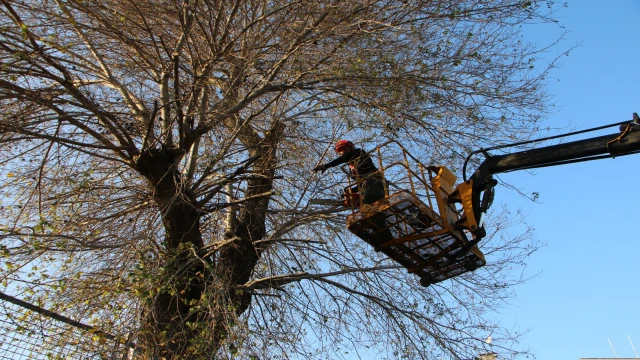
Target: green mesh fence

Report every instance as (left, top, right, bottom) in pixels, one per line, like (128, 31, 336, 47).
(0, 292, 134, 359)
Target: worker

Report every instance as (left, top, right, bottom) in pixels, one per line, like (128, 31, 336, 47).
(312, 140, 386, 205)
(313, 140, 392, 251)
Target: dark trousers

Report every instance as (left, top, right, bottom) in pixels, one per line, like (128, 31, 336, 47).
(343, 174, 386, 205)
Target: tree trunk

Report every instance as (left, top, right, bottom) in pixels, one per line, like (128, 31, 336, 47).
(133, 121, 283, 358)
(211, 121, 286, 352)
(135, 148, 213, 358)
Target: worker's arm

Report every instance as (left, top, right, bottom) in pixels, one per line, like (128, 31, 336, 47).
(313, 150, 362, 173)
(324, 149, 363, 168)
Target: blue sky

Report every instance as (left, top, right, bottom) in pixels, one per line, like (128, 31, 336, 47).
(494, 1, 640, 359)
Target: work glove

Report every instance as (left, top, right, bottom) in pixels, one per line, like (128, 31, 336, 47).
(312, 164, 327, 173)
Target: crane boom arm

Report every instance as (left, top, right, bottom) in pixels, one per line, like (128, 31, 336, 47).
(470, 127, 640, 187)
(452, 123, 640, 242)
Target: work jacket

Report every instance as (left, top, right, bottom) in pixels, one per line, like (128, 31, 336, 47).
(323, 148, 379, 179)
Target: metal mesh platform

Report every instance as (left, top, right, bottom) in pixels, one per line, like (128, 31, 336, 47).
(0, 293, 133, 359)
(346, 191, 485, 286)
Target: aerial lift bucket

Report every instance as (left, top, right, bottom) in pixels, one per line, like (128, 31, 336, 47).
(344, 144, 486, 286)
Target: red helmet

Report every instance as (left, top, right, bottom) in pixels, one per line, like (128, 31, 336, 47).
(334, 140, 354, 153)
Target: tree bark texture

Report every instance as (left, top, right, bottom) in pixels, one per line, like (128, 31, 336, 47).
(131, 121, 284, 357)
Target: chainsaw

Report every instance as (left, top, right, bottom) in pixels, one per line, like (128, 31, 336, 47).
(308, 192, 360, 207)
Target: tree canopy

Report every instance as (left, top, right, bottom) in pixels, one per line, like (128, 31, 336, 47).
(0, 0, 561, 358)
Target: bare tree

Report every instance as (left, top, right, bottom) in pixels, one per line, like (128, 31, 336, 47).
(0, 0, 560, 358)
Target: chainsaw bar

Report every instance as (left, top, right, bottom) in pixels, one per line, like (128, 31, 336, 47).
(308, 198, 344, 206)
